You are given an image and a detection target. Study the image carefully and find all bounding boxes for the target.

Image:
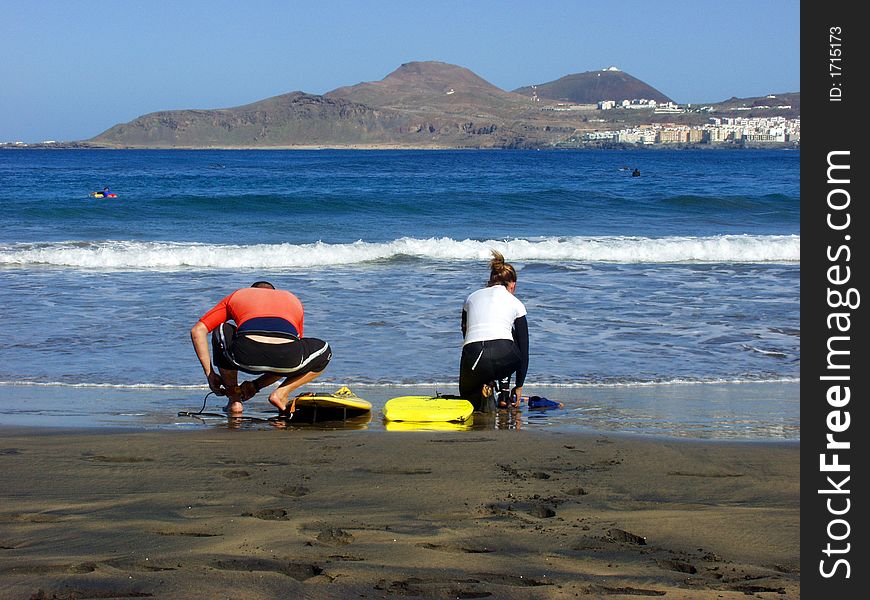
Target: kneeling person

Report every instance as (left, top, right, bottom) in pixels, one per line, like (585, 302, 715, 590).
(190, 281, 332, 415)
(459, 251, 529, 410)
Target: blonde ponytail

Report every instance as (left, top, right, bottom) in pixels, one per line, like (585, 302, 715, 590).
(487, 250, 517, 287)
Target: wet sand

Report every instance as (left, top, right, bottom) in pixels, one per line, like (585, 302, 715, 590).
(0, 427, 799, 599)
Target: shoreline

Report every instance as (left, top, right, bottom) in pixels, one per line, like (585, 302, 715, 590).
(0, 381, 800, 441)
(2, 142, 800, 151)
(0, 428, 799, 598)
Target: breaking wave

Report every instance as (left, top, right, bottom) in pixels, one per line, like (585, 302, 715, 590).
(0, 235, 800, 269)
(0, 377, 800, 389)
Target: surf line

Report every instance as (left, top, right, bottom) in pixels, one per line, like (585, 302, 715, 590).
(817, 149, 859, 580)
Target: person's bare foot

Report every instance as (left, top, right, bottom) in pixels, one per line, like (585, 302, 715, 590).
(268, 390, 290, 413)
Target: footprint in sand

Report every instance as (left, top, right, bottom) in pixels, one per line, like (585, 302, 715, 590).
(279, 485, 310, 497)
(243, 508, 289, 520)
(417, 542, 493, 554)
(471, 573, 552, 587)
(316, 525, 354, 545)
(222, 470, 251, 479)
(585, 584, 665, 596)
(529, 505, 557, 518)
(4, 561, 97, 575)
(656, 558, 698, 574)
(105, 557, 177, 572)
(154, 529, 222, 538)
(211, 558, 322, 581)
(607, 528, 647, 545)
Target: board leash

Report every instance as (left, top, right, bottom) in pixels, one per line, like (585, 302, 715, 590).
(178, 390, 215, 417)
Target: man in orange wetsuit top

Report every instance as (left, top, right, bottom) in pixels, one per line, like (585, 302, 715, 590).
(190, 281, 332, 415)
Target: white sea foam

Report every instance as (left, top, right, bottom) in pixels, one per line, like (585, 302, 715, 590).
(0, 235, 800, 269)
(0, 381, 204, 389)
(0, 377, 800, 390)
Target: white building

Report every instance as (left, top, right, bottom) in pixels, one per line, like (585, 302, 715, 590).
(621, 99, 657, 109)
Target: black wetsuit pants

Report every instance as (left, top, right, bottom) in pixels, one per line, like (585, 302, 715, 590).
(459, 339, 522, 410)
(212, 323, 331, 377)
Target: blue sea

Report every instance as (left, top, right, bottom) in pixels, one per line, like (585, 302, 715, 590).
(0, 149, 799, 438)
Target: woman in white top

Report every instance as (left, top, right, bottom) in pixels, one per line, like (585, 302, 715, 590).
(460, 250, 529, 410)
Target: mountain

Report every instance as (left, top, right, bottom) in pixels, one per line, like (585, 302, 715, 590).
(326, 61, 533, 118)
(83, 61, 796, 149)
(513, 67, 673, 104)
(91, 62, 569, 149)
(89, 92, 413, 148)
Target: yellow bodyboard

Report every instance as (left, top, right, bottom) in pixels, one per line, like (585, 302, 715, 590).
(383, 396, 474, 423)
(293, 386, 372, 412)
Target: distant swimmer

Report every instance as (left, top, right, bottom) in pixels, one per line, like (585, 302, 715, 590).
(632, 168, 641, 177)
(90, 186, 117, 198)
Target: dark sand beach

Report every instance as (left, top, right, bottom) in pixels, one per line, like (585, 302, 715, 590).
(0, 427, 799, 599)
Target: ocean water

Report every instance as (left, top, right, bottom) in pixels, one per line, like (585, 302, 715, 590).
(0, 149, 800, 438)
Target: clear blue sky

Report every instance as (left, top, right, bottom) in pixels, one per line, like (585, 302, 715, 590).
(1, 0, 800, 142)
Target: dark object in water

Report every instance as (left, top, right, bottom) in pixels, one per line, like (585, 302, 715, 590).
(527, 396, 563, 409)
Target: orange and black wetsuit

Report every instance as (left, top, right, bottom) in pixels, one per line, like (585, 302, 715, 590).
(199, 287, 331, 376)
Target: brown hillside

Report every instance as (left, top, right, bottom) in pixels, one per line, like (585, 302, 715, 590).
(326, 61, 535, 119)
(514, 68, 673, 104)
(90, 92, 413, 148)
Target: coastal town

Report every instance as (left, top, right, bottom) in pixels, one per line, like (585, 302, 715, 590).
(580, 114, 800, 146)
(528, 69, 799, 147)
